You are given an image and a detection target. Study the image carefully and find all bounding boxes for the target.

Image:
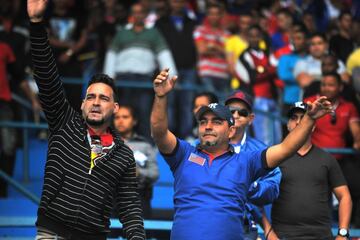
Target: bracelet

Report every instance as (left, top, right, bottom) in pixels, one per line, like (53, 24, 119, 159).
(265, 227, 273, 240)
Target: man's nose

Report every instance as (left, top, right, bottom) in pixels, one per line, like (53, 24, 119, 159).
(93, 97, 100, 105)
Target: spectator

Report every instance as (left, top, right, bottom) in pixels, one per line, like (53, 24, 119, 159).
(97, 0, 128, 70)
(46, 0, 89, 110)
(271, 9, 293, 51)
(113, 105, 159, 219)
(225, 12, 267, 90)
(302, 11, 317, 34)
(305, 72, 360, 157)
(194, 3, 230, 96)
(329, 10, 356, 63)
(150, 68, 332, 240)
(27, 0, 145, 239)
(321, 54, 358, 107)
(155, 0, 198, 139)
(265, 101, 352, 240)
(277, 27, 308, 113)
(236, 25, 282, 145)
(225, 90, 281, 240)
(104, 2, 177, 140)
(294, 32, 347, 98)
(304, 72, 360, 228)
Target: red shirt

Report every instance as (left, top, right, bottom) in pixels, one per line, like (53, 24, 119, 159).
(305, 95, 360, 158)
(0, 42, 16, 101)
(244, 49, 276, 98)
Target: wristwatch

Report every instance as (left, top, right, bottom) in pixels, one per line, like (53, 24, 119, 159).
(338, 228, 349, 238)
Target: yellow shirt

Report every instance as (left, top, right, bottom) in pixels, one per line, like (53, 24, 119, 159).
(346, 48, 360, 74)
(225, 35, 267, 89)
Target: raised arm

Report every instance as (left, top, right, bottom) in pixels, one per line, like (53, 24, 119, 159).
(28, 0, 72, 131)
(150, 69, 178, 154)
(266, 97, 332, 168)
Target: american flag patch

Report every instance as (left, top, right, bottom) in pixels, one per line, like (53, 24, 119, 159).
(188, 153, 206, 166)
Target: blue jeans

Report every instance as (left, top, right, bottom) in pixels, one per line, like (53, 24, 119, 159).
(253, 97, 282, 146)
(167, 69, 197, 138)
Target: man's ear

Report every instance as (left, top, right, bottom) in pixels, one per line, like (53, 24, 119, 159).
(248, 113, 255, 125)
(113, 102, 119, 114)
(81, 99, 85, 111)
(228, 125, 236, 139)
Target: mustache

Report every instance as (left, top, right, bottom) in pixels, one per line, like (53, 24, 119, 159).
(201, 131, 217, 137)
(90, 106, 101, 112)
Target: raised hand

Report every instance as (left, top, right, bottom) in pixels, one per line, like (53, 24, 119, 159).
(153, 68, 178, 98)
(306, 96, 333, 120)
(27, 0, 48, 22)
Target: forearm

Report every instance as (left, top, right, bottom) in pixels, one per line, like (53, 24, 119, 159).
(30, 21, 70, 130)
(338, 194, 352, 229)
(151, 95, 169, 138)
(262, 212, 272, 235)
(267, 114, 314, 168)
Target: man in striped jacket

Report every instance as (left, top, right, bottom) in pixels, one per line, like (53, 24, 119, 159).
(27, 0, 145, 239)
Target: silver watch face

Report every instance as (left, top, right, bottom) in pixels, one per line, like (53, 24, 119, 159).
(339, 228, 348, 236)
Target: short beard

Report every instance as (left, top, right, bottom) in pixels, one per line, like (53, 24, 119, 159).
(85, 116, 105, 127)
(201, 140, 217, 147)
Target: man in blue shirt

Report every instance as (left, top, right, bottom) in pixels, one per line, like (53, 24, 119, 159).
(150, 68, 333, 240)
(226, 91, 281, 239)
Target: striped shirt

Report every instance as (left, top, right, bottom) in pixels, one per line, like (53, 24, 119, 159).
(194, 25, 229, 79)
(30, 22, 145, 240)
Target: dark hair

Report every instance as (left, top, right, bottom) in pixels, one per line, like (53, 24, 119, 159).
(338, 10, 352, 21)
(322, 72, 342, 85)
(310, 32, 327, 42)
(206, 2, 224, 12)
(247, 24, 263, 38)
(276, 8, 293, 18)
(193, 92, 219, 106)
(118, 104, 138, 121)
(87, 73, 118, 101)
(293, 22, 309, 36)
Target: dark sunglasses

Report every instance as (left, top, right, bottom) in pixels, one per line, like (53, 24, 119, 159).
(229, 107, 250, 117)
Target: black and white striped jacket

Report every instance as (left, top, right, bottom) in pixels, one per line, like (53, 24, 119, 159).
(30, 22, 145, 240)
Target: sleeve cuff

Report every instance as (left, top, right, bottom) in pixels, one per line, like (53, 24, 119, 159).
(159, 138, 180, 157)
(261, 148, 272, 170)
(29, 21, 47, 37)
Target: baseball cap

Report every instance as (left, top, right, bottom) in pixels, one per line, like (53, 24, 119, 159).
(225, 90, 253, 110)
(287, 101, 308, 117)
(196, 103, 235, 126)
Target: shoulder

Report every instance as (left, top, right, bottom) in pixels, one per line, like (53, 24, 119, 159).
(311, 145, 334, 160)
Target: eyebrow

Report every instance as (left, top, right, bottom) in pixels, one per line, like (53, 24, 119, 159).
(86, 93, 111, 98)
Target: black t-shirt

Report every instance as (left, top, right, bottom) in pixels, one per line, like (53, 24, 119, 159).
(271, 145, 346, 240)
(329, 34, 355, 63)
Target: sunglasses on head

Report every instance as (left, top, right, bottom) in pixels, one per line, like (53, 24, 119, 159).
(229, 107, 250, 117)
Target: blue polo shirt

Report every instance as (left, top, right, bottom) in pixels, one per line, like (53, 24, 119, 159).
(162, 138, 270, 240)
